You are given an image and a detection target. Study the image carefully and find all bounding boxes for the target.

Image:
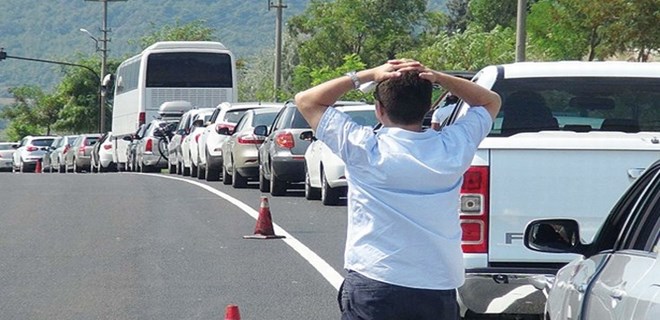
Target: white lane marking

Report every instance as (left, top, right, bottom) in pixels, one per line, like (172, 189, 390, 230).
(485, 284, 538, 313)
(142, 173, 344, 290)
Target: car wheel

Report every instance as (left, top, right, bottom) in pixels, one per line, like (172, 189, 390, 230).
(20, 161, 26, 173)
(205, 154, 220, 181)
(59, 163, 66, 173)
(191, 161, 198, 177)
(305, 166, 321, 200)
(73, 159, 81, 173)
(197, 162, 206, 180)
(231, 163, 247, 188)
(321, 169, 342, 206)
(182, 161, 190, 176)
(269, 162, 287, 196)
(222, 164, 232, 185)
(168, 161, 177, 174)
(258, 163, 270, 192)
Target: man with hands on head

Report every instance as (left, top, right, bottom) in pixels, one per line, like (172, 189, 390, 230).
(295, 59, 501, 320)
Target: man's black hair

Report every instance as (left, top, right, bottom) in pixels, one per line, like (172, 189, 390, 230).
(374, 72, 433, 125)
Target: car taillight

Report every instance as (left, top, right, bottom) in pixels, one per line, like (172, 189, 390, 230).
(460, 166, 489, 254)
(145, 138, 153, 152)
(78, 146, 86, 155)
(103, 144, 112, 150)
(237, 134, 264, 144)
(26, 146, 38, 152)
(195, 133, 201, 143)
(275, 132, 294, 149)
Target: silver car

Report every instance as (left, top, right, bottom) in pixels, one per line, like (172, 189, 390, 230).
(221, 107, 281, 188)
(524, 159, 660, 320)
(12, 135, 58, 173)
(63, 133, 101, 173)
(0, 142, 16, 171)
(135, 119, 178, 172)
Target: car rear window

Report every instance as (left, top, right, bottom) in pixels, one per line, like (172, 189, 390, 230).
(0, 144, 13, 150)
(345, 110, 378, 127)
(32, 139, 55, 147)
(85, 137, 99, 146)
(224, 110, 248, 123)
(485, 77, 660, 136)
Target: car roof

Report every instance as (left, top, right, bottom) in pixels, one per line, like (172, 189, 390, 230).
(226, 102, 284, 111)
(488, 61, 660, 79)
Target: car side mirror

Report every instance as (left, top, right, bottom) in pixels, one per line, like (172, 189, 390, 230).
(122, 136, 133, 142)
(299, 130, 315, 142)
(217, 127, 231, 135)
(253, 125, 268, 137)
(524, 219, 584, 254)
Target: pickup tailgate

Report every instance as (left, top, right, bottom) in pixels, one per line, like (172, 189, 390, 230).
(483, 131, 660, 264)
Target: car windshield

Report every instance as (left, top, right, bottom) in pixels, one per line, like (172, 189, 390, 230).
(32, 138, 55, 147)
(486, 77, 660, 136)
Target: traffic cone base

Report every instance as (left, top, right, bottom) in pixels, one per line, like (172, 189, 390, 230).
(224, 304, 241, 320)
(35, 159, 42, 173)
(243, 195, 285, 240)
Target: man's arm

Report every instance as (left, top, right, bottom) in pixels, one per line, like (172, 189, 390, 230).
(419, 71, 501, 120)
(294, 60, 422, 130)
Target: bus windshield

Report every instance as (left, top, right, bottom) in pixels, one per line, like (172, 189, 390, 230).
(146, 52, 233, 88)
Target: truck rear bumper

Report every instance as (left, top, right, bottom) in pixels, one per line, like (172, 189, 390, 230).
(458, 267, 557, 318)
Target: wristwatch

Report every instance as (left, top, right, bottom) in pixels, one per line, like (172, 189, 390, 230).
(346, 71, 361, 89)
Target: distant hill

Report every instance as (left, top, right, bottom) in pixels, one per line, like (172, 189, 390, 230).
(0, 0, 447, 97)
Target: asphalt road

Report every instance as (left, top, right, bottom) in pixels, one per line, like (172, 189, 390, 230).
(0, 171, 349, 320)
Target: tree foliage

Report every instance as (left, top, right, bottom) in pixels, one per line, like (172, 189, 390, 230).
(1, 86, 49, 140)
(287, 0, 428, 92)
(134, 19, 218, 49)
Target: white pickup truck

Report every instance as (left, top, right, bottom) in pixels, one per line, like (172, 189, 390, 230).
(437, 61, 660, 319)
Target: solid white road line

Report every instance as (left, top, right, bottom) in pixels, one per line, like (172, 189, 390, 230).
(142, 173, 344, 291)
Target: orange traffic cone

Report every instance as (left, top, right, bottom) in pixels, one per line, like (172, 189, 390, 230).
(224, 304, 241, 320)
(243, 195, 285, 239)
(35, 159, 42, 173)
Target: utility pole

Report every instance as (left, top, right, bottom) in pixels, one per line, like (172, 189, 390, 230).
(268, 0, 287, 101)
(85, 0, 126, 133)
(515, 0, 527, 62)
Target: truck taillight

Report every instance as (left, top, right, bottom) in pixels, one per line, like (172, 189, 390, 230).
(275, 132, 294, 149)
(139, 112, 145, 126)
(460, 166, 489, 254)
(145, 138, 153, 152)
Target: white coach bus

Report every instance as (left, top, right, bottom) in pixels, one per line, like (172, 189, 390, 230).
(110, 41, 237, 170)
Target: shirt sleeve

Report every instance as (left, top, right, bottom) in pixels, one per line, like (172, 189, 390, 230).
(316, 107, 375, 161)
(441, 106, 493, 152)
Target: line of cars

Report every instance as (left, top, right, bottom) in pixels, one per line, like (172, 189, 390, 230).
(3, 133, 105, 173)
(155, 100, 378, 206)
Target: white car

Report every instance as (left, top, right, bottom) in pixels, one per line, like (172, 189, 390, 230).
(303, 104, 378, 205)
(12, 135, 58, 173)
(197, 102, 284, 181)
(180, 108, 214, 177)
(91, 132, 116, 172)
(0, 142, 16, 171)
(524, 158, 660, 320)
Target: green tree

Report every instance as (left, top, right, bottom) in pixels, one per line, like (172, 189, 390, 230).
(526, 0, 658, 61)
(287, 0, 428, 91)
(134, 19, 218, 49)
(0, 86, 46, 140)
(402, 24, 516, 71)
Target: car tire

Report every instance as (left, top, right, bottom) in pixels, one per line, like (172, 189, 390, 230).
(222, 164, 232, 185)
(321, 170, 343, 206)
(182, 161, 190, 176)
(168, 161, 176, 174)
(305, 166, 321, 200)
(258, 164, 270, 192)
(205, 154, 220, 181)
(73, 159, 81, 173)
(20, 161, 27, 173)
(59, 163, 66, 173)
(269, 162, 287, 196)
(197, 162, 206, 180)
(191, 162, 198, 177)
(231, 164, 247, 188)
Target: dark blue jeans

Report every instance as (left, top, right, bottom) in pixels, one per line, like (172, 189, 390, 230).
(338, 270, 459, 320)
